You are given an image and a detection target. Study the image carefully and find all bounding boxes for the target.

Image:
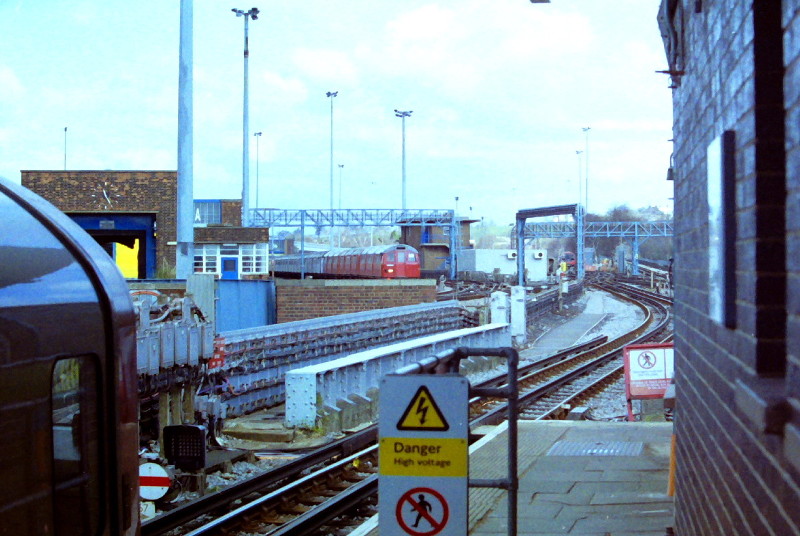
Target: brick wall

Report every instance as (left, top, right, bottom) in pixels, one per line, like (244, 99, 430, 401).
(275, 279, 437, 323)
(194, 226, 268, 243)
(221, 200, 242, 226)
(22, 170, 177, 269)
(668, 1, 799, 534)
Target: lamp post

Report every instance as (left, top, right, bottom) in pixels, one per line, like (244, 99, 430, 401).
(575, 150, 583, 208)
(337, 163, 344, 247)
(326, 91, 338, 248)
(326, 91, 338, 211)
(63, 127, 67, 170)
(254, 131, 262, 209)
(394, 109, 412, 210)
(337, 164, 344, 209)
(232, 6, 259, 227)
(582, 126, 591, 213)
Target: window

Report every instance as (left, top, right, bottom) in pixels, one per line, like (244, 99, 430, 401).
(195, 243, 268, 275)
(52, 356, 101, 536)
(240, 243, 268, 274)
(194, 244, 219, 274)
(194, 201, 222, 225)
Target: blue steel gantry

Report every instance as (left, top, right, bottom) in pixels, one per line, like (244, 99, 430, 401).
(516, 204, 673, 284)
(249, 208, 460, 279)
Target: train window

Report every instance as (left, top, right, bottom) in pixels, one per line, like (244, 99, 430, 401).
(408, 253, 417, 262)
(397, 252, 406, 262)
(51, 356, 101, 536)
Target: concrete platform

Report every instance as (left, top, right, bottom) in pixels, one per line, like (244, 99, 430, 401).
(524, 313, 607, 359)
(354, 420, 673, 536)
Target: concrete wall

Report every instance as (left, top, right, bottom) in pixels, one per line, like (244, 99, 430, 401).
(275, 278, 438, 323)
(668, 2, 799, 534)
(459, 248, 547, 280)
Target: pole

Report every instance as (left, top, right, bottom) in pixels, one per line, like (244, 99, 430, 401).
(176, 0, 194, 279)
(576, 150, 583, 208)
(233, 7, 258, 227)
(242, 15, 250, 227)
(326, 91, 337, 248)
(254, 132, 262, 209)
(337, 164, 344, 247)
(401, 115, 406, 210)
(329, 95, 334, 211)
(63, 127, 67, 170)
(582, 126, 590, 214)
(338, 164, 344, 209)
(394, 110, 412, 210)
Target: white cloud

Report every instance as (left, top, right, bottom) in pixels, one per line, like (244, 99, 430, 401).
(292, 49, 359, 86)
(0, 66, 24, 102)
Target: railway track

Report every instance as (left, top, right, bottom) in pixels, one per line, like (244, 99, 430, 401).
(436, 279, 509, 301)
(144, 280, 672, 536)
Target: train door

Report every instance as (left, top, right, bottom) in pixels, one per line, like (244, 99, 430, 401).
(383, 251, 395, 278)
(221, 257, 239, 280)
(395, 250, 408, 277)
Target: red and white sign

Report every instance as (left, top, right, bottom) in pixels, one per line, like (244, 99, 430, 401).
(395, 487, 449, 536)
(139, 462, 171, 501)
(624, 343, 674, 399)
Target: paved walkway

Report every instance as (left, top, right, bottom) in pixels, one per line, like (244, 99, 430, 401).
(523, 313, 607, 359)
(354, 421, 673, 536)
(469, 421, 674, 536)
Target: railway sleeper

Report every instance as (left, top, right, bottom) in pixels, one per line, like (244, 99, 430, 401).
(278, 495, 310, 514)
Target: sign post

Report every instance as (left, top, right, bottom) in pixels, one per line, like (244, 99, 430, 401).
(623, 343, 675, 421)
(379, 374, 468, 536)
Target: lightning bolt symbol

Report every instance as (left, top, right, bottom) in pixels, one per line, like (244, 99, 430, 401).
(415, 397, 428, 425)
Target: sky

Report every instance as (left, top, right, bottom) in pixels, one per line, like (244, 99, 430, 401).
(0, 0, 674, 226)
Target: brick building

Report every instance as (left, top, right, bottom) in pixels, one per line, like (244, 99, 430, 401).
(662, 1, 800, 534)
(400, 217, 477, 277)
(22, 171, 268, 279)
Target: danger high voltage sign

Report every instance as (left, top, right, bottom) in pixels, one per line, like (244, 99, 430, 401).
(379, 374, 469, 536)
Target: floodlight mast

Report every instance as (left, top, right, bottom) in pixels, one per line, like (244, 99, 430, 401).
(394, 109, 413, 210)
(232, 7, 259, 226)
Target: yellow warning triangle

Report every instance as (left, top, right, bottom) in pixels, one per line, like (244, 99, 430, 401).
(397, 385, 449, 431)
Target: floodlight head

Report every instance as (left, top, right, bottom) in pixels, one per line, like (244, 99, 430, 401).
(326, 91, 338, 98)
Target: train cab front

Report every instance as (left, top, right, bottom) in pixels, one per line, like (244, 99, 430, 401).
(0, 177, 139, 536)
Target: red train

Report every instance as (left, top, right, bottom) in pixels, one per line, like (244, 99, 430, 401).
(560, 251, 577, 267)
(271, 244, 421, 279)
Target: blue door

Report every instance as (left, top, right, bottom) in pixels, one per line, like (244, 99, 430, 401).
(221, 257, 239, 280)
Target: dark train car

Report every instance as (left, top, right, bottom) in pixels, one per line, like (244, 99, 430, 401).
(269, 250, 326, 275)
(272, 244, 421, 279)
(559, 251, 577, 267)
(0, 177, 139, 536)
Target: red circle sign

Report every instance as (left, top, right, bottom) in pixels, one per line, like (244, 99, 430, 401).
(395, 487, 449, 536)
(139, 462, 171, 500)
